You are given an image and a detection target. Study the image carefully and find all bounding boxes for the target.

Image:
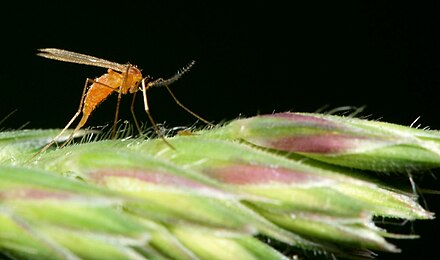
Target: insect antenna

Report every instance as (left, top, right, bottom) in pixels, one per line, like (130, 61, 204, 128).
(149, 60, 196, 88)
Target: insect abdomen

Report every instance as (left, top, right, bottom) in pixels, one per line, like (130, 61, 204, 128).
(77, 71, 123, 129)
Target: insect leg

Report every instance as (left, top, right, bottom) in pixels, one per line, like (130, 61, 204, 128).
(148, 78, 213, 126)
(111, 65, 131, 138)
(130, 91, 143, 135)
(33, 78, 93, 158)
(141, 79, 175, 149)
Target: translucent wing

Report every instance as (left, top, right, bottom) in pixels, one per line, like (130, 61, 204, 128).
(37, 48, 128, 72)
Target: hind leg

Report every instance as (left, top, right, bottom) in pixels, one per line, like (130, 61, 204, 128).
(33, 78, 94, 157)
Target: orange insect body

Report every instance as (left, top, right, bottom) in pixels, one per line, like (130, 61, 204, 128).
(34, 48, 210, 157)
(78, 67, 142, 129)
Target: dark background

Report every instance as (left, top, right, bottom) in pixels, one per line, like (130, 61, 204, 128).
(1, 1, 439, 258)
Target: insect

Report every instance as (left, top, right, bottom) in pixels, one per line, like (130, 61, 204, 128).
(35, 48, 211, 155)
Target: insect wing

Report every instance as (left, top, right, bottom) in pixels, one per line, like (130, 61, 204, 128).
(37, 48, 128, 72)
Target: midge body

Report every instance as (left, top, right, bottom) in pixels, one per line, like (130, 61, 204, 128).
(36, 48, 210, 155)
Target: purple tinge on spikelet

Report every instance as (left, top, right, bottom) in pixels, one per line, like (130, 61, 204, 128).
(235, 112, 391, 154)
(206, 164, 318, 185)
(0, 189, 72, 200)
(91, 169, 210, 189)
(267, 134, 373, 154)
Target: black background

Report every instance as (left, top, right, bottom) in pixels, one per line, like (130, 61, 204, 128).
(1, 1, 440, 258)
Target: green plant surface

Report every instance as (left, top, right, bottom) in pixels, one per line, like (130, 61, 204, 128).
(1, 112, 439, 259)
